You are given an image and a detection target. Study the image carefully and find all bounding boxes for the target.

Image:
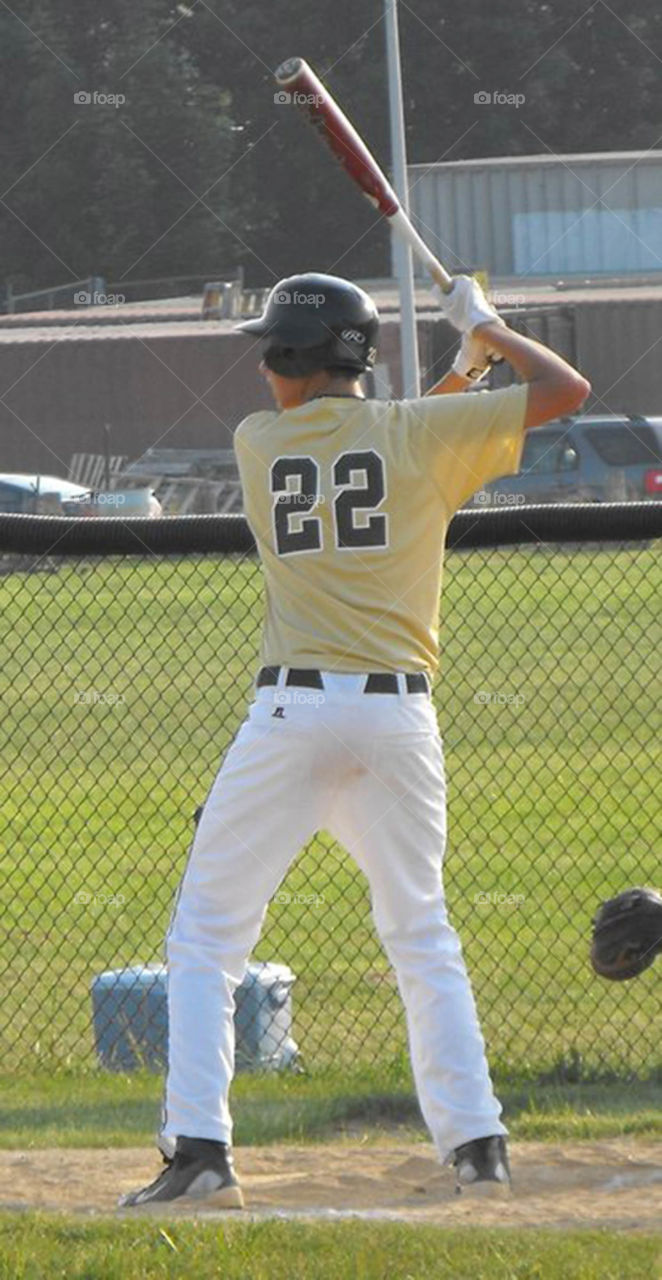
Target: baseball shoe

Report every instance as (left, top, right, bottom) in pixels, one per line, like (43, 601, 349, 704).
(118, 1136, 244, 1209)
(452, 1135, 511, 1196)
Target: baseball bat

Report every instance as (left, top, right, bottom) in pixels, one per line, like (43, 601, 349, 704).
(274, 57, 454, 294)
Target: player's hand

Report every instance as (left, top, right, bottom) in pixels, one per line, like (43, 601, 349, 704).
(451, 332, 492, 382)
(433, 274, 503, 335)
(452, 324, 506, 382)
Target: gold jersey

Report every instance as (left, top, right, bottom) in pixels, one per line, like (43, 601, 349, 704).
(234, 383, 528, 678)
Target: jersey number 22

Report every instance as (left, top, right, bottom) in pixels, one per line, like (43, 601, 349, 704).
(271, 451, 388, 555)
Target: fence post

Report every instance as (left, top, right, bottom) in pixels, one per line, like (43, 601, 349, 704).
(89, 276, 106, 305)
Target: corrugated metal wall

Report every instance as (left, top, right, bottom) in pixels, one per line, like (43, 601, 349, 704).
(503, 299, 662, 416)
(0, 320, 408, 475)
(0, 298, 659, 477)
(574, 300, 662, 416)
(408, 152, 662, 277)
(0, 327, 259, 474)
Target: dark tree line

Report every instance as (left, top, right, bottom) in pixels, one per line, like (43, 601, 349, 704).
(1, 1, 660, 295)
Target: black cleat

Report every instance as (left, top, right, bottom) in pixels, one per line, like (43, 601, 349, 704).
(119, 1136, 244, 1209)
(453, 1135, 511, 1196)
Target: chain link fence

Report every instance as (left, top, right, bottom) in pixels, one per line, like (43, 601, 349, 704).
(1, 505, 660, 1082)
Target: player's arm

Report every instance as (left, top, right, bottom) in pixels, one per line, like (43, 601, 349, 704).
(426, 327, 590, 426)
(427, 369, 472, 396)
(471, 322, 590, 429)
(431, 275, 590, 428)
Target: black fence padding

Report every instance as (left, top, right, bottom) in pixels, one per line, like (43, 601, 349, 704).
(0, 502, 660, 557)
(446, 501, 662, 549)
(0, 513, 255, 557)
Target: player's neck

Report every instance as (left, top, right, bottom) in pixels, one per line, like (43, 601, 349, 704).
(305, 374, 365, 402)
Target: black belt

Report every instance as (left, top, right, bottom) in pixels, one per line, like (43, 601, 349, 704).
(256, 666, 429, 695)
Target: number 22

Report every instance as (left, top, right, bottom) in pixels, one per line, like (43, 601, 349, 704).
(271, 451, 388, 556)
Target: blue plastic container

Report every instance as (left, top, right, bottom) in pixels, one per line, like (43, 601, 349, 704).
(234, 963, 299, 1072)
(91, 962, 298, 1072)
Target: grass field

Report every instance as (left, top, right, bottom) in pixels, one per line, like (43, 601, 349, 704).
(1, 541, 661, 1279)
(3, 1064, 662, 1279)
(2, 1066, 662, 1149)
(0, 541, 660, 1083)
(2, 1216, 661, 1280)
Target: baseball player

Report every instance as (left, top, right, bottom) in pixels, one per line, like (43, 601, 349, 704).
(120, 272, 590, 1207)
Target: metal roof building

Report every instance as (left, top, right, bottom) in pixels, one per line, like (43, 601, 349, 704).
(1, 274, 661, 476)
(407, 151, 662, 279)
(0, 303, 411, 474)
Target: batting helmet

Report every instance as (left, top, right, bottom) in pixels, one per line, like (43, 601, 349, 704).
(235, 272, 379, 377)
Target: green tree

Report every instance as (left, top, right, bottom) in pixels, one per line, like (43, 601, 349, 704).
(396, 0, 661, 159)
(175, 0, 662, 283)
(0, 0, 236, 294)
(2, 1, 660, 296)
(174, 0, 393, 283)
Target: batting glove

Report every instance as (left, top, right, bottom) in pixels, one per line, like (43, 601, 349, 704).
(434, 274, 503, 334)
(452, 332, 491, 382)
(452, 330, 505, 382)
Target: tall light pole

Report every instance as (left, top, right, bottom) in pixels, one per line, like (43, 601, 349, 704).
(384, 0, 420, 398)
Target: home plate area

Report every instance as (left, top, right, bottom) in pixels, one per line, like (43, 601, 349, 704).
(3, 1139, 662, 1229)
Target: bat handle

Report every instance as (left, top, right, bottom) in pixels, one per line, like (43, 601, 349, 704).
(390, 208, 454, 293)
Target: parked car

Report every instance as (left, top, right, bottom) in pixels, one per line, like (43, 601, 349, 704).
(471, 415, 662, 506)
(0, 474, 92, 513)
(0, 474, 162, 516)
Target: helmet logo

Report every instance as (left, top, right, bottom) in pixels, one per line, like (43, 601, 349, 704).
(340, 328, 366, 344)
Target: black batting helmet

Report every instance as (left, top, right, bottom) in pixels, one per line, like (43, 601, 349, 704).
(235, 272, 379, 377)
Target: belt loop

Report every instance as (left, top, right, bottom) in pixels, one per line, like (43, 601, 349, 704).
(277, 666, 288, 691)
(397, 673, 406, 697)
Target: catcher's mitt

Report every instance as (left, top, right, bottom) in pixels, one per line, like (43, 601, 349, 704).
(591, 887, 662, 981)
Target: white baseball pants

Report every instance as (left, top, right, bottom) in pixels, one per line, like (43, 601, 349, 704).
(162, 670, 506, 1162)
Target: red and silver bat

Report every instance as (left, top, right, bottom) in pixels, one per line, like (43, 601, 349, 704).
(274, 57, 453, 293)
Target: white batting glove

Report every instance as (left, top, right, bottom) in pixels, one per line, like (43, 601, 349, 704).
(433, 274, 503, 334)
(452, 330, 504, 382)
(451, 332, 491, 382)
